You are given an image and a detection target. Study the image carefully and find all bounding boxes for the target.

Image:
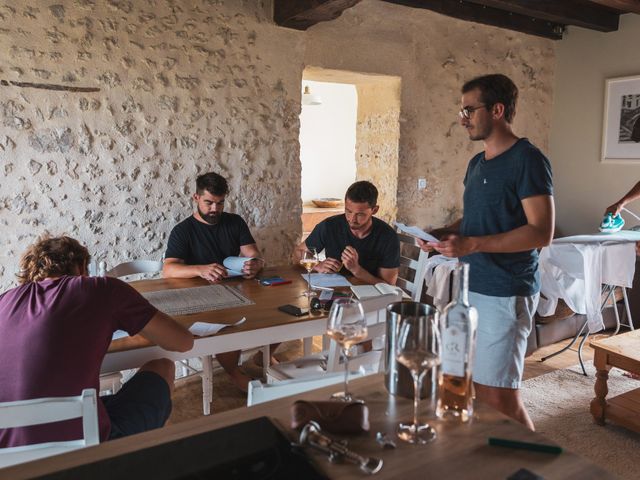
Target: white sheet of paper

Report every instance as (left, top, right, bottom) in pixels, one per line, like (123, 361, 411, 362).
(189, 317, 247, 337)
(350, 285, 380, 299)
(552, 231, 640, 245)
(395, 222, 439, 243)
(223, 256, 255, 277)
(319, 289, 334, 300)
(302, 273, 353, 287)
(112, 329, 129, 340)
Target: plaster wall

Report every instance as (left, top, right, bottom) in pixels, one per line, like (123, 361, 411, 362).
(299, 80, 357, 203)
(302, 66, 401, 224)
(0, 0, 556, 289)
(549, 14, 640, 236)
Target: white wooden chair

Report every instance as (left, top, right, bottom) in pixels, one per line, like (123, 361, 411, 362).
(106, 260, 163, 279)
(101, 260, 164, 396)
(106, 259, 217, 415)
(247, 368, 375, 406)
(266, 293, 400, 383)
(0, 389, 99, 468)
(397, 232, 430, 301)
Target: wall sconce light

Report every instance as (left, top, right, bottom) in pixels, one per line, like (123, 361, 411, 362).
(302, 85, 322, 106)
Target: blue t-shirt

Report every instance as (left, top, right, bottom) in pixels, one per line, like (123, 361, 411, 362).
(460, 138, 553, 297)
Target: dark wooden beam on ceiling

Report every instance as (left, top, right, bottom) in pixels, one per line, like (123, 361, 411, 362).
(587, 0, 640, 14)
(465, 1, 619, 31)
(382, 0, 565, 39)
(274, 0, 362, 30)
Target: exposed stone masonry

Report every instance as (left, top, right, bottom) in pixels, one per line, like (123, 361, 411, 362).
(0, 0, 555, 289)
(0, 0, 304, 289)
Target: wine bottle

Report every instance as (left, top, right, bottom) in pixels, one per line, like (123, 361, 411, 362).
(437, 262, 478, 422)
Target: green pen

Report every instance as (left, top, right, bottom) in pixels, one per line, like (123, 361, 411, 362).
(488, 437, 563, 454)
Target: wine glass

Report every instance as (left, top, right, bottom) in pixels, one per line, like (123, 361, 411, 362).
(396, 314, 441, 444)
(326, 298, 367, 402)
(300, 248, 319, 300)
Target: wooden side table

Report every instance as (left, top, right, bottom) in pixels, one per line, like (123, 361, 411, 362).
(590, 329, 640, 432)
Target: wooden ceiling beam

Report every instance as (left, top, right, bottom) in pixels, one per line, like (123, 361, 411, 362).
(465, 0, 619, 32)
(586, 0, 640, 14)
(382, 0, 565, 40)
(274, 0, 362, 30)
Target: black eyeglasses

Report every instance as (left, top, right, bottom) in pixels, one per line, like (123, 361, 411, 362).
(459, 104, 487, 119)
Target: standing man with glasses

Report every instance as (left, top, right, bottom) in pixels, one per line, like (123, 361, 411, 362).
(419, 74, 554, 430)
(163, 172, 264, 392)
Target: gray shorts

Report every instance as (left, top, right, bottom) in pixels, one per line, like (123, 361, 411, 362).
(469, 291, 539, 389)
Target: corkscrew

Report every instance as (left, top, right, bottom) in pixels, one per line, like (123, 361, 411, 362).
(298, 421, 383, 475)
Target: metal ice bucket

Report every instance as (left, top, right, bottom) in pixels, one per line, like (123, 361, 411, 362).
(385, 301, 438, 399)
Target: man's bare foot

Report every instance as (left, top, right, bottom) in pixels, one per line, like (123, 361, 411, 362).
(623, 371, 640, 380)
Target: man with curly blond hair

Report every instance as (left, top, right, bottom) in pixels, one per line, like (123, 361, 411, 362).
(0, 235, 194, 448)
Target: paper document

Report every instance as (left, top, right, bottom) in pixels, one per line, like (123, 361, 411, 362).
(302, 273, 353, 287)
(395, 222, 439, 243)
(112, 329, 129, 340)
(189, 317, 247, 337)
(223, 256, 255, 277)
(351, 283, 408, 300)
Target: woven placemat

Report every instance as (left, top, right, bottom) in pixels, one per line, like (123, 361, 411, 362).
(142, 284, 254, 316)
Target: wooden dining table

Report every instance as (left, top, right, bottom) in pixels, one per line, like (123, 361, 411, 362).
(102, 265, 346, 374)
(3, 374, 616, 480)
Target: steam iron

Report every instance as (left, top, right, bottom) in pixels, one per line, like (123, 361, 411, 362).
(599, 212, 625, 233)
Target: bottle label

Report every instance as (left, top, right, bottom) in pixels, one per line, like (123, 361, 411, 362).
(441, 325, 467, 377)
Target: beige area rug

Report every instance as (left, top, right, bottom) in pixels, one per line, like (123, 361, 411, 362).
(522, 362, 640, 480)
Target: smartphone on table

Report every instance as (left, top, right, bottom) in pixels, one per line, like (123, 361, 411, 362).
(278, 304, 309, 317)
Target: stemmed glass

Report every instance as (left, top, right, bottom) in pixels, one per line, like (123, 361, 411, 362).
(300, 248, 319, 301)
(326, 298, 367, 402)
(396, 315, 441, 444)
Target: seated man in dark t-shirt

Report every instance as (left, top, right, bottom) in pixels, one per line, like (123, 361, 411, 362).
(0, 235, 193, 448)
(294, 181, 400, 286)
(163, 172, 264, 392)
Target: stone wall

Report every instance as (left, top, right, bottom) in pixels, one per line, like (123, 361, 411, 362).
(0, 0, 304, 289)
(0, 0, 556, 289)
(305, 0, 556, 230)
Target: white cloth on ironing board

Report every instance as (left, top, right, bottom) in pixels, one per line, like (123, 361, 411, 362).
(538, 241, 635, 333)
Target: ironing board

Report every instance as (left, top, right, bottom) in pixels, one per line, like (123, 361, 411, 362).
(537, 232, 640, 375)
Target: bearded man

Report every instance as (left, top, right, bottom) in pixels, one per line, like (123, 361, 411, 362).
(163, 171, 263, 392)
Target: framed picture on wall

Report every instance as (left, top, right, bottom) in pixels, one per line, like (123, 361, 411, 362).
(602, 75, 640, 162)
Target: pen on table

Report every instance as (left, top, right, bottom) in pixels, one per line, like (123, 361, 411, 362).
(269, 280, 292, 286)
(488, 437, 563, 454)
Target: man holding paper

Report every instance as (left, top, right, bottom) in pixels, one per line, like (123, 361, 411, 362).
(163, 171, 264, 391)
(163, 172, 263, 282)
(294, 181, 400, 286)
(419, 74, 554, 430)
